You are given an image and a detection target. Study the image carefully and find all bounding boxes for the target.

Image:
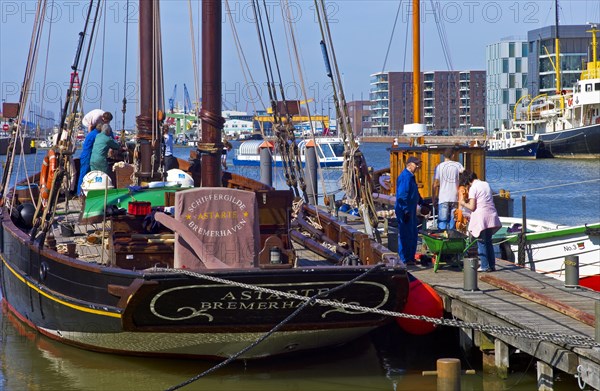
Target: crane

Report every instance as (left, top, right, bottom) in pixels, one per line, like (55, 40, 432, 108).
(183, 84, 192, 114)
(168, 84, 177, 112)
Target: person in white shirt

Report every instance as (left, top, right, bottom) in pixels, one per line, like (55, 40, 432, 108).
(81, 109, 106, 132)
(432, 148, 464, 230)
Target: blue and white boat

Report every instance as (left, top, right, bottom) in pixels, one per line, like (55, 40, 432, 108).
(486, 127, 552, 159)
(233, 137, 345, 167)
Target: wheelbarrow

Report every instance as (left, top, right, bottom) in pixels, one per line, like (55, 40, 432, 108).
(420, 229, 477, 272)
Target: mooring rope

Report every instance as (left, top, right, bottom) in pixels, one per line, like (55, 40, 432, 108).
(151, 267, 600, 350)
(495, 178, 600, 196)
(161, 264, 385, 391)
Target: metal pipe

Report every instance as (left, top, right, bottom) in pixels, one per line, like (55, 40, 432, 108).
(518, 195, 527, 265)
(594, 300, 600, 343)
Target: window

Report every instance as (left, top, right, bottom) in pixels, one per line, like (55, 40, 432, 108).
(502, 59, 509, 73)
(509, 74, 515, 88)
(502, 90, 509, 104)
(522, 42, 528, 56)
(516, 58, 522, 73)
(595, 82, 600, 91)
(509, 42, 515, 57)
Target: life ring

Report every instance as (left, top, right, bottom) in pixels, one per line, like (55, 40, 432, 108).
(568, 98, 573, 107)
(39, 149, 57, 200)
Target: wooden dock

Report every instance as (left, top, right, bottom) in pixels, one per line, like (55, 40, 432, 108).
(407, 258, 600, 390)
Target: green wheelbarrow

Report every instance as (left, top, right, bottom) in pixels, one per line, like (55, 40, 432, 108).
(420, 230, 477, 272)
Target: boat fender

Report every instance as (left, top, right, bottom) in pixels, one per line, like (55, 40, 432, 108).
(10, 203, 36, 230)
(396, 275, 443, 335)
(39, 150, 57, 200)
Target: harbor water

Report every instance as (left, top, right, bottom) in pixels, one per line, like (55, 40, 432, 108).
(1, 144, 598, 390)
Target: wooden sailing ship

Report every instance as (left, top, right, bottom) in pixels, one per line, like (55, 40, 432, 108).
(0, 0, 409, 359)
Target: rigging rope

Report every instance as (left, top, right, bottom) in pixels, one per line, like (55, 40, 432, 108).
(224, 0, 266, 130)
(1, 0, 47, 201)
(495, 178, 600, 196)
(187, 0, 201, 117)
(381, 0, 403, 73)
(30, 0, 103, 244)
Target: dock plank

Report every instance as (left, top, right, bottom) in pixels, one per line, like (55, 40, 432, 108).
(406, 258, 600, 388)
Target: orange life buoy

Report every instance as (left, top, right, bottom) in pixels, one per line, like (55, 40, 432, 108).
(39, 150, 57, 200)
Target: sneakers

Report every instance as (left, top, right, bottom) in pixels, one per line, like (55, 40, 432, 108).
(477, 267, 494, 272)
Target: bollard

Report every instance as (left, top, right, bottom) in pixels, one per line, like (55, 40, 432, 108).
(564, 255, 579, 288)
(463, 257, 479, 291)
(437, 358, 461, 391)
(66, 243, 77, 258)
(596, 301, 600, 343)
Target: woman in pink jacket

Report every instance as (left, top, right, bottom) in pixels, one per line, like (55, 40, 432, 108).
(459, 170, 501, 272)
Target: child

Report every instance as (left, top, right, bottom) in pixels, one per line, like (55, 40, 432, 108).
(454, 172, 471, 233)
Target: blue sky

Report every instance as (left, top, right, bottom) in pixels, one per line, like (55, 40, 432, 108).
(1, 0, 598, 128)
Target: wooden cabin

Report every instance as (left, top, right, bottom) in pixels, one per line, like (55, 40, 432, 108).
(388, 140, 486, 200)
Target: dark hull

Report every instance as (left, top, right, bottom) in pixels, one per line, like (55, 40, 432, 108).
(486, 141, 547, 159)
(538, 123, 600, 158)
(0, 137, 35, 155)
(0, 216, 408, 359)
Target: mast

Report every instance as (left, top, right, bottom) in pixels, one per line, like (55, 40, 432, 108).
(200, 0, 224, 187)
(554, 0, 561, 95)
(553, 0, 566, 113)
(137, 0, 164, 183)
(412, 0, 421, 123)
(403, 0, 426, 135)
(585, 24, 599, 79)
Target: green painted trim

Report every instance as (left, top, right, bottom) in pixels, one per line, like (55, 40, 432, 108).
(505, 223, 600, 243)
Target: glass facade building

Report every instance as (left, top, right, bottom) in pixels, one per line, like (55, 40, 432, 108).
(527, 25, 591, 96)
(486, 38, 529, 132)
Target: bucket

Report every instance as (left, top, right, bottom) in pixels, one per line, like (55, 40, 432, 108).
(128, 201, 152, 216)
(60, 222, 75, 237)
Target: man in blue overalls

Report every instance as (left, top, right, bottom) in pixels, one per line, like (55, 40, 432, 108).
(395, 156, 423, 266)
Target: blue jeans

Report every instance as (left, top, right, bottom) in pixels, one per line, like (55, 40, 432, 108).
(477, 228, 496, 270)
(437, 202, 456, 230)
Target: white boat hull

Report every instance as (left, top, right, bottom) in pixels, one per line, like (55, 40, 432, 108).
(498, 220, 600, 290)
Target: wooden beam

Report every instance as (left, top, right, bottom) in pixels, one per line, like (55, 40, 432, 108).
(480, 274, 595, 327)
